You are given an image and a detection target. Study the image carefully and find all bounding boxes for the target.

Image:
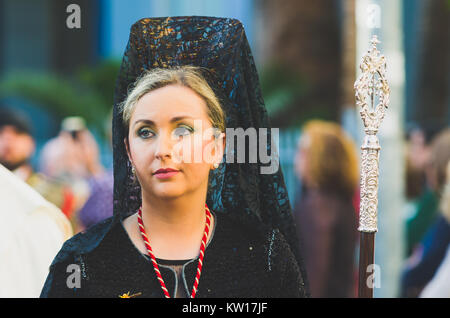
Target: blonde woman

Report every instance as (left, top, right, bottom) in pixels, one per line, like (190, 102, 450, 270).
(41, 17, 308, 298)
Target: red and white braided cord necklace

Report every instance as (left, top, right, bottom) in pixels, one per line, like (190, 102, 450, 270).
(137, 204, 212, 298)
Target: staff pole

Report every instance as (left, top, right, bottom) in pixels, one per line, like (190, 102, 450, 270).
(354, 35, 390, 298)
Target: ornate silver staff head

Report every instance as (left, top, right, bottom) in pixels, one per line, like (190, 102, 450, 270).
(354, 35, 390, 233)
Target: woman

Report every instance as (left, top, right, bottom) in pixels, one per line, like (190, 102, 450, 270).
(41, 17, 308, 298)
(293, 120, 359, 298)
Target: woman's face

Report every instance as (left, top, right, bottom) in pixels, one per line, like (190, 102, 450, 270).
(126, 84, 224, 200)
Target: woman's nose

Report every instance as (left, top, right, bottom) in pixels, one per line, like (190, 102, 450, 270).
(154, 132, 173, 160)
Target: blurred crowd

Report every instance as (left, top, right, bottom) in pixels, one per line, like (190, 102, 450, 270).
(0, 107, 114, 233)
(1, 105, 449, 298)
(291, 120, 450, 298)
(401, 126, 450, 297)
(0, 106, 113, 296)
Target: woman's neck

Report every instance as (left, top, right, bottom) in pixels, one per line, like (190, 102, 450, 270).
(142, 191, 207, 236)
(135, 188, 213, 260)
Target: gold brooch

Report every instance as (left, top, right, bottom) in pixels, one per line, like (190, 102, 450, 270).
(119, 291, 142, 298)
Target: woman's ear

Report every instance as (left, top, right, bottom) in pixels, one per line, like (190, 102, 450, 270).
(213, 132, 226, 168)
(124, 137, 132, 164)
(219, 132, 226, 157)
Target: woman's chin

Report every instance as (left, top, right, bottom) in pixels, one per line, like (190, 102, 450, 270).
(151, 186, 186, 199)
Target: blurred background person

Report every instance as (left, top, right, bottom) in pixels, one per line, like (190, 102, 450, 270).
(419, 161, 450, 297)
(39, 116, 113, 233)
(400, 127, 450, 297)
(0, 107, 76, 217)
(40, 117, 102, 180)
(404, 126, 440, 256)
(0, 163, 72, 297)
(293, 120, 359, 298)
(74, 113, 114, 232)
(404, 127, 428, 218)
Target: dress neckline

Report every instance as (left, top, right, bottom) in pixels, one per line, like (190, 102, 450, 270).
(154, 258, 192, 266)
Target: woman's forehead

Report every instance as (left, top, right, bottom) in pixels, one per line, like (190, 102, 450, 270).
(132, 85, 208, 119)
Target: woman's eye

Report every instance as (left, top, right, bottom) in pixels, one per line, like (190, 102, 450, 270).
(137, 127, 154, 139)
(173, 125, 193, 137)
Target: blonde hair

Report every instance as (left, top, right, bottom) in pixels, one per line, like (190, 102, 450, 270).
(300, 120, 359, 198)
(120, 66, 226, 133)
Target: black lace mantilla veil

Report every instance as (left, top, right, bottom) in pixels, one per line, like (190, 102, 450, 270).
(112, 16, 308, 291)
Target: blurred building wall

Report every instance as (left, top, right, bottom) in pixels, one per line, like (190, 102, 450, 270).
(256, 0, 342, 128)
(1, 0, 102, 76)
(403, 0, 425, 129)
(411, 0, 450, 132)
(1, 0, 52, 73)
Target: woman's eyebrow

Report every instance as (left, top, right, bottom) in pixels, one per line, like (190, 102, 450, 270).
(170, 115, 194, 123)
(132, 116, 195, 128)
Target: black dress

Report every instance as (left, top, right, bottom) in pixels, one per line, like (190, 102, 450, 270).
(40, 211, 307, 298)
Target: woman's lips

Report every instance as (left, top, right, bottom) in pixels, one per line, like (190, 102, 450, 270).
(153, 169, 180, 179)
